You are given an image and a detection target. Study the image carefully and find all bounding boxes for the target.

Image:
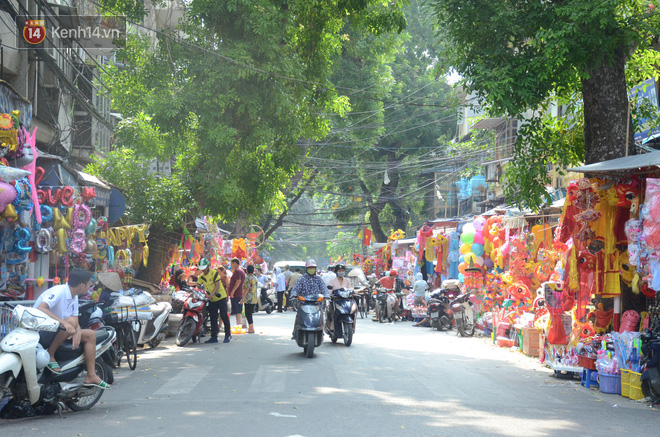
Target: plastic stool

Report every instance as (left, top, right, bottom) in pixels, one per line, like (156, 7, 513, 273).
(581, 368, 599, 389)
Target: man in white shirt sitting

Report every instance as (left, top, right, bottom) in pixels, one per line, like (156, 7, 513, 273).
(34, 269, 109, 389)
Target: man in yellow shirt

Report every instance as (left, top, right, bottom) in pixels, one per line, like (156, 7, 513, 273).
(197, 258, 231, 343)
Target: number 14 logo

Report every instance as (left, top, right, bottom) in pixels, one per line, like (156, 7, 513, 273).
(23, 20, 46, 45)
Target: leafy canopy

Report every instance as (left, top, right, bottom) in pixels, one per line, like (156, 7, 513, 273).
(96, 0, 407, 226)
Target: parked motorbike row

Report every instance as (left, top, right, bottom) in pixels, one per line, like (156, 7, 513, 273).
(0, 289, 173, 419)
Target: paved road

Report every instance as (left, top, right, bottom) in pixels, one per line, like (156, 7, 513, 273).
(2, 311, 658, 436)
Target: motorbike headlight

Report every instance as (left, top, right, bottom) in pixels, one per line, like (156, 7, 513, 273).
(301, 304, 320, 314)
(15, 306, 59, 331)
(338, 290, 352, 299)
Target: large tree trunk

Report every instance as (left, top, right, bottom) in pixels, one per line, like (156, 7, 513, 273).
(362, 153, 403, 243)
(581, 45, 634, 164)
(135, 226, 178, 284)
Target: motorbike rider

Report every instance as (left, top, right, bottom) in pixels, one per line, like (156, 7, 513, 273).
(34, 269, 110, 389)
(373, 269, 402, 321)
(290, 259, 330, 339)
(327, 264, 353, 330)
(328, 264, 353, 291)
(256, 267, 273, 307)
(196, 258, 231, 344)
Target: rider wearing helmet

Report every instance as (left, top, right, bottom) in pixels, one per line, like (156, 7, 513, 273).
(290, 259, 329, 300)
(290, 260, 329, 340)
(328, 264, 353, 291)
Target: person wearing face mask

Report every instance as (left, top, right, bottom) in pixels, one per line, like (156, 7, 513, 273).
(290, 260, 329, 300)
(290, 259, 329, 340)
(328, 264, 353, 291)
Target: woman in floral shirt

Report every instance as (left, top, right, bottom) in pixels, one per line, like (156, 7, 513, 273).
(241, 264, 259, 333)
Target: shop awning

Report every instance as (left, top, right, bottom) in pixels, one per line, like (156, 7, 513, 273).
(569, 151, 660, 173)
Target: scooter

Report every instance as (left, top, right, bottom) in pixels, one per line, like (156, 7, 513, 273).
(175, 288, 209, 347)
(427, 289, 453, 331)
(292, 294, 325, 358)
(376, 287, 398, 323)
(324, 288, 357, 346)
(171, 288, 191, 314)
(0, 305, 115, 418)
(451, 291, 476, 337)
(640, 328, 660, 405)
(77, 300, 118, 378)
(137, 301, 172, 348)
(254, 287, 273, 314)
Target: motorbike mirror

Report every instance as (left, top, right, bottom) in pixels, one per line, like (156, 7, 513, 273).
(327, 285, 333, 290)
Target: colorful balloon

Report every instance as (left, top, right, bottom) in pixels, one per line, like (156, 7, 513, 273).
(55, 228, 68, 253)
(0, 181, 17, 211)
(474, 231, 484, 245)
(460, 244, 472, 254)
(85, 218, 98, 237)
(35, 228, 52, 253)
(461, 232, 475, 245)
(473, 216, 486, 231)
(471, 243, 485, 257)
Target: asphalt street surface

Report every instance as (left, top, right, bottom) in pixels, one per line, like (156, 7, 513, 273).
(2, 311, 658, 436)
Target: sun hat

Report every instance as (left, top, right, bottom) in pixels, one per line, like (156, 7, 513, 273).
(97, 272, 123, 292)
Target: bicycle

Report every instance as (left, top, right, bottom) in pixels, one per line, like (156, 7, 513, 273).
(104, 308, 138, 370)
(354, 289, 369, 319)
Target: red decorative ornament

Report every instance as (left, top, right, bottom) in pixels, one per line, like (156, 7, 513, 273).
(80, 187, 96, 202)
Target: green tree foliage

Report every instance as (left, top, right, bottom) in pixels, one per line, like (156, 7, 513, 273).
(96, 0, 407, 225)
(326, 231, 365, 261)
(86, 149, 194, 228)
(312, 0, 457, 242)
(431, 0, 660, 209)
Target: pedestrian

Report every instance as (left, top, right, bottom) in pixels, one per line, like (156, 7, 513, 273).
(283, 264, 292, 286)
(412, 272, 428, 307)
(274, 267, 287, 312)
(228, 257, 246, 328)
(256, 267, 273, 306)
(286, 267, 302, 310)
(196, 258, 231, 344)
(241, 264, 258, 333)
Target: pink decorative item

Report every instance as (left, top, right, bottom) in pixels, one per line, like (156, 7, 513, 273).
(474, 231, 484, 245)
(619, 310, 641, 333)
(0, 180, 18, 212)
(73, 204, 92, 229)
(19, 127, 40, 223)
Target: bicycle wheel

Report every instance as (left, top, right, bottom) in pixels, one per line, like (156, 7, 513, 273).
(122, 323, 138, 370)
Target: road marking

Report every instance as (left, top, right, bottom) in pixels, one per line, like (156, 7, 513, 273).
(268, 412, 297, 418)
(248, 365, 293, 393)
(333, 364, 375, 391)
(153, 366, 212, 396)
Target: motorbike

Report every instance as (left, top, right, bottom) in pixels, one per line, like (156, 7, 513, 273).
(77, 300, 118, 379)
(293, 294, 325, 358)
(451, 291, 476, 337)
(175, 287, 209, 347)
(254, 287, 273, 314)
(640, 328, 660, 405)
(0, 305, 115, 418)
(427, 289, 453, 331)
(171, 288, 191, 314)
(324, 288, 357, 346)
(137, 301, 172, 348)
(376, 287, 398, 323)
